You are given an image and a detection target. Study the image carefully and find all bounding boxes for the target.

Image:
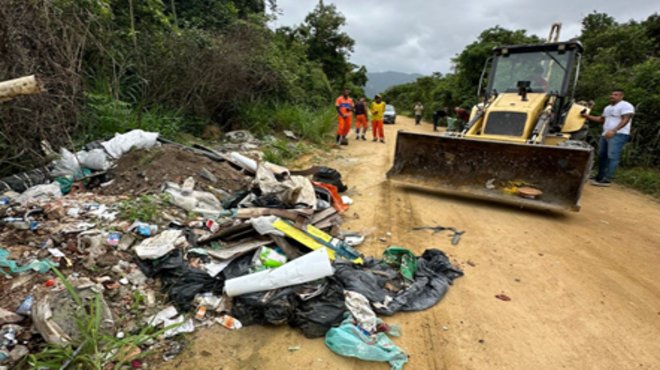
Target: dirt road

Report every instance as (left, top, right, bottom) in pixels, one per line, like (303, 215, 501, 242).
(161, 116, 660, 370)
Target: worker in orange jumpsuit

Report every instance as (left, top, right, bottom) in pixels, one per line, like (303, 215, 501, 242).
(354, 98, 369, 141)
(370, 94, 386, 143)
(335, 88, 354, 145)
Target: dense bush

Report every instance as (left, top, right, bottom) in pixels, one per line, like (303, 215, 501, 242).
(0, 0, 362, 177)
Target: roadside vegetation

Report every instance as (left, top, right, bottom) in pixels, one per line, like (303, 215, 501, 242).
(0, 0, 366, 177)
(383, 12, 660, 196)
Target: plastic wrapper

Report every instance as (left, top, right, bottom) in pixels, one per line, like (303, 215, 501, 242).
(325, 314, 408, 370)
(102, 130, 159, 159)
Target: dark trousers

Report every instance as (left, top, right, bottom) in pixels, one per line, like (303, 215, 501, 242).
(415, 114, 422, 125)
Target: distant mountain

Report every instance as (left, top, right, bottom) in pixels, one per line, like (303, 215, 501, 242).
(365, 71, 423, 97)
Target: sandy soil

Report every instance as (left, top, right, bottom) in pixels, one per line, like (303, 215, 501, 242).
(159, 116, 660, 370)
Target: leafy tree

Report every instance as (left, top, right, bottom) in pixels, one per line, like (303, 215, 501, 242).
(296, 1, 366, 91)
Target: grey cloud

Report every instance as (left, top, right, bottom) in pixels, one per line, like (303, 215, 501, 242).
(273, 1, 659, 75)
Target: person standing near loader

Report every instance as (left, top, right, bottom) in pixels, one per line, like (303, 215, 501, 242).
(581, 88, 635, 187)
(335, 88, 354, 145)
(354, 98, 369, 141)
(370, 94, 386, 143)
(414, 102, 424, 125)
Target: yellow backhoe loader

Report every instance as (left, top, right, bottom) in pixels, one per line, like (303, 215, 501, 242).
(387, 24, 593, 212)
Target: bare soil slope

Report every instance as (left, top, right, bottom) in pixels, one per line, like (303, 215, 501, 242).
(160, 116, 660, 370)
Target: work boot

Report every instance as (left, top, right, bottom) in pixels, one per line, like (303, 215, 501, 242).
(591, 178, 611, 187)
(380, 139, 385, 144)
(372, 138, 378, 142)
(361, 135, 366, 141)
(356, 134, 360, 140)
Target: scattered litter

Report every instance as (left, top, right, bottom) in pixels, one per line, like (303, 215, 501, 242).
(283, 130, 298, 140)
(413, 225, 466, 245)
(344, 235, 365, 247)
(163, 342, 184, 362)
(0, 130, 467, 367)
(216, 315, 242, 330)
(163, 316, 195, 338)
(495, 294, 511, 301)
(485, 178, 496, 189)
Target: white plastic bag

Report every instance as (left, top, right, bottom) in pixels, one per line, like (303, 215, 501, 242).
(80, 148, 112, 171)
(102, 130, 159, 159)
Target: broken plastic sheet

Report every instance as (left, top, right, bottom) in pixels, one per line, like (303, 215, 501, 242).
(0, 248, 55, 275)
(135, 230, 186, 260)
(333, 249, 464, 315)
(205, 239, 273, 260)
(255, 163, 316, 209)
(102, 129, 159, 159)
(325, 314, 408, 370)
(14, 183, 62, 206)
(224, 247, 334, 297)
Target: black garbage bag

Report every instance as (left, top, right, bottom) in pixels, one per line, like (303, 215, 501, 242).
(0, 168, 49, 193)
(292, 278, 346, 338)
(162, 266, 225, 312)
(135, 249, 186, 278)
(313, 167, 347, 193)
(230, 286, 300, 326)
(225, 253, 299, 325)
(334, 249, 463, 315)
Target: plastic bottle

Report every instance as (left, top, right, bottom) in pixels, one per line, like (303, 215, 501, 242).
(208, 186, 232, 200)
(181, 177, 195, 196)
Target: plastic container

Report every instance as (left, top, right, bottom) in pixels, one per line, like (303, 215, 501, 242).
(181, 177, 195, 196)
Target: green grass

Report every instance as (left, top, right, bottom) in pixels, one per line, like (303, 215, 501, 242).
(237, 100, 336, 143)
(18, 266, 175, 370)
(263, 139, 310, 165)
(118, 195, 167, 222)
(616, 167, 660, 198)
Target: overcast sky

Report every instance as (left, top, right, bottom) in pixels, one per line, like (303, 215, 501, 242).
(272, 1, 659, 75)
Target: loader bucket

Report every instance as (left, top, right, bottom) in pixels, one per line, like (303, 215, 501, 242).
(387, 131, 594, 212)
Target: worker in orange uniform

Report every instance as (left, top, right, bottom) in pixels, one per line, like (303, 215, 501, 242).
(370, 94, 386, 143)
(335, 88, 354, 146)
(354, 98, 369, 141)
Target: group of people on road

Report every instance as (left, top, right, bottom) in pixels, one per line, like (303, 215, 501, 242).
(335, 88, 386, 146)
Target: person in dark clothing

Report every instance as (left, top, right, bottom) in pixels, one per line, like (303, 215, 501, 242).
(455, 107, 470, 124)
(354, 98, 368, 140)
(433, 108, 448, 132)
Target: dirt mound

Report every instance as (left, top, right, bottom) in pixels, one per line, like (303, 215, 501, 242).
(97, 145, 251, 196)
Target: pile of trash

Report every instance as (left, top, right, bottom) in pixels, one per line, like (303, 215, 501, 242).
(0, 129, 463, 369)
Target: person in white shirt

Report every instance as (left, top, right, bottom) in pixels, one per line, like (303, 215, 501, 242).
(414, 103, 423, 125)
(581, 88, 634, 187)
